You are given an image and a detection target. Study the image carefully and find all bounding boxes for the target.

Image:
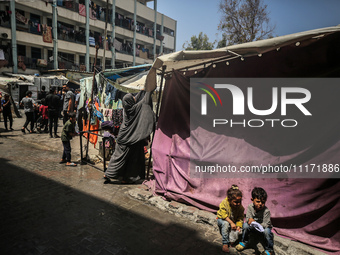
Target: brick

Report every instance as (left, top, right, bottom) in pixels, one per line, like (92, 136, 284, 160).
(168, 201, 181, 210)
(196, 210, 217, 226)
(182, 206, 198, 215)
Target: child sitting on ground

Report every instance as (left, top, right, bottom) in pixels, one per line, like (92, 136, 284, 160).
(217, 184, 245, 253)
(60, 112, 77, 166)
(236, 187, 274, 255)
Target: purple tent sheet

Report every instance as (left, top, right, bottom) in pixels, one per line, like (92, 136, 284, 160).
(149, 33, 340, 254)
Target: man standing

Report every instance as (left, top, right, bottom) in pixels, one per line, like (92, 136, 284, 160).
(45, 87, 61, 138)
(62, 84, 75, 124)
(38, 86, 47, 100)
(2, 94, 14, 131)
(74, 88, 81, 110)
(74, 88, 82, 132)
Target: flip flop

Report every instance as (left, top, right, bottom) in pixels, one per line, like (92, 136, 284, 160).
(59, 160, 67, 164)
(66, 162, 77, 167)
(103, 176, 111, 184)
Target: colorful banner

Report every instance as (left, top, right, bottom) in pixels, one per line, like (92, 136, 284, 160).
(15, 11, 28, 25)
(79, 4, 86, 17)
(78, 4, 96, 20)
(42, 24, 52, 43)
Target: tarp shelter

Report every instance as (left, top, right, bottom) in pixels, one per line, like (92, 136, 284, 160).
(0, 76, 34, 103)
(34, 75, 69, 92)
(145, 26, 340, 254)
(101, 64, 153, 93)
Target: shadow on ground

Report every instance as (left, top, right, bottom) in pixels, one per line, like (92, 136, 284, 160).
(0, 157, 224, 255)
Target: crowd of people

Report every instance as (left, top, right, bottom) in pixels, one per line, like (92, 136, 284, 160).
(0, 84, 81, 166)
(18, 84, 80, 136)
(1, 83, 156, 177)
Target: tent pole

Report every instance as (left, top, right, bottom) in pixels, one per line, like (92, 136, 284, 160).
(85, 45, 100, 160)
(155, 65, 166, 121)
(162, 55, 240, 75)
(146, 65, 166, 180)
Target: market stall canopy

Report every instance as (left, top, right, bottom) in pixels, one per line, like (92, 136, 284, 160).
(145, 25, 340, 91)
(98, 64, 153, 94)
(120, 71, 163, 92)
(103, 64, 152, 82)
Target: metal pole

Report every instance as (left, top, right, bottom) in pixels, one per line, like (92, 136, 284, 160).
(111, 0, 116, 68)
(155, 65, 166, 121)
(160, 14, 164, 55)
(146, 65, 166, 179)
(52, 0, 58, 69)
(103, 137, 107, 172)
(80, 131, 84, 163)
(133, 0, 137, 66)
(102, 0, 108, 71)
(85, 0, 90, 71)
(153, 0, 157, 61)
(85, 45, 99, 160)
(174, 20, 177, 52)
(10, 0, 17, 74)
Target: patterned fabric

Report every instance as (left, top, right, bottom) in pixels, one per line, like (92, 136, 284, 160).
(112, 109, 123, 128)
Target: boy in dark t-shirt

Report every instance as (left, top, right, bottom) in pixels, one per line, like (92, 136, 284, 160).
(60, 112, 77, 166)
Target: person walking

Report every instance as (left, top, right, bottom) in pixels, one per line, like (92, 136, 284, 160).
(1, 94, 14, 131)
(45, 87, 60, 138)
(20, 90, 36, 134)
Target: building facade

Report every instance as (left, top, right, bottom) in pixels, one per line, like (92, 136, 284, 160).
(0, 0, 176, 73)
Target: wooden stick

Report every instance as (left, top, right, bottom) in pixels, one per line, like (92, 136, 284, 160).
(85, 45, 100, 160)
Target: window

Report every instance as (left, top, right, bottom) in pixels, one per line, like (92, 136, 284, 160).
(15, 9, 26, 26)
(30, 13, 41, 34)
(59, 52, 74, 63)
(79, 55, 85, 65)
(31, 47, 41, 59)
(47, 18, 52, 27)
(105, 59, 112, 69)
(164, 27, 174, 36)
(17, 45, 26, 57)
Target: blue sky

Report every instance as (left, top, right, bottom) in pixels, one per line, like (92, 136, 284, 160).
(148, 0, 340, 51)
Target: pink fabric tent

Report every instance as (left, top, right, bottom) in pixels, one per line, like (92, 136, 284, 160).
(147, 27, 340, 254)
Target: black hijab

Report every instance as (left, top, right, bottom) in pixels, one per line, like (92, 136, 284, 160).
(116, 91, 156, 145)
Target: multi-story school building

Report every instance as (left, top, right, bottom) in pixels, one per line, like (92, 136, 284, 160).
(0, 0, 177, 73)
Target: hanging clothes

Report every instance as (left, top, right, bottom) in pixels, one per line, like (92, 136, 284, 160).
(83, 101, 100, 147)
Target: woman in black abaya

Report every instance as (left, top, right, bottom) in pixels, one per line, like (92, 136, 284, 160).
(104, 90, 155, 183)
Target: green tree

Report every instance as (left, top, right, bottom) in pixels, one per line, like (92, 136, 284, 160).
(218, 0, 275, 46)
(183, 32, 215, 50)
(216, 34, 227, 49)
